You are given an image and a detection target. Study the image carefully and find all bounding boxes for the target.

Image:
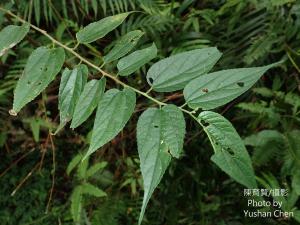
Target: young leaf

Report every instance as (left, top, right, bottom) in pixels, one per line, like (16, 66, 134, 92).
(76, 13, 130, 44)
(161, 104, 185, 158)
(184, 64, 276, 110)
(70, 78, 106, 129)
(71, 186, 83, 223)
(198, 111, 257, 188)
(146, 47, 222, 92)
(80, 183, 107, 197)
(83, 88, 136, 160)
(0, 23, 30, 56)
(103, 30, 144, 63)
(137, 108, 172, 225)
(117, 43, 157, 76)
(11, 47, 65, 115)
(86, 162, 108, 178)
(57, 65, 88, 130)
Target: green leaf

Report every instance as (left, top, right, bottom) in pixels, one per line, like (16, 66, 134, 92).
(184, 64, 276, 110)
(137, 108, 172, 225)
(80, 183, 107, 197)
(12, 47, 65, 114)
(103, 30, 144, 63)
(67, 153, 83, 176)
(71, 186, 82, 223)
(161, 104, 185, 158)
(70, 78, 106, 129)
(198, 111, 257, 188)
(57, 65, 88, 130)
(29, 118, 40, 142)
(117, 43, 157, 76)
(86, 162, 108, 178)
(76, 13, 130, 44)
(84, 88, 136, 159)
(0, 23, 30, 56)
(146, 47, 222, 92)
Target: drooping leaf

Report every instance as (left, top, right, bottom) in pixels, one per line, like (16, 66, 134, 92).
(137, 108, 172, 225)
(11, 47, 65, 114)
(0, 23, 30, 56)
(71, 186, 82, 223)
(80, 183, 107, 197)
(161, 104, 185, 158)
(103, 30, 144, 63)
(184, 64, 276, 110)
(146, 47, 222, 92)
(70, 78, 106, 129)
(57, 65, 88, 130)
(84, 88, 136, 159)
(86, 162, 108, 178)
(76, 13, 130, 43)
(67, 153, 83, 176)
(117, 43, 157, 76)
(198, 111, 257, 188)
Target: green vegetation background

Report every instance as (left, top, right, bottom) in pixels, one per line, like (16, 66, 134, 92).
(0, 0, 300, 224)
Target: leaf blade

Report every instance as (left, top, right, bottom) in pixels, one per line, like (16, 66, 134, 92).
(0, 23, 30, 56)
(84, 88, 136, 159)
(184, 64, 276, 110)
(70, 78, 106, 128)
(146, 47, 222, 92)
(12, 47, 65, 114)
(198, 111, 257, 188)
(137, 108, 171, 225)
(103, 30, 144, 63)
(117, 43, 157, 76)
(76, 13, 130, 44)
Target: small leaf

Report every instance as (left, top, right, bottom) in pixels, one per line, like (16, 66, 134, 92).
(67, 153, 83, 176)
(117, 43, 157, 76)
(198, 111, 257, 188)
(184, 64, 276, 110)
(76, 13, 130, 44)
(161, 104, 185, 158)
(0, 23, 30, 56)
(86, 162, 108, 178)
(57, 65, 88, 130)
(137, 108, 172, 225)
(146, 47, 222, 92)
(70, 78, 106, 128)
(12, 47, 65, 114)
(71, 186, 82, 223)
(84, 88, 136, 159)
(29, 118, 40, 142)
(103, 30, 144, 63)
(80, 183, 107, 197)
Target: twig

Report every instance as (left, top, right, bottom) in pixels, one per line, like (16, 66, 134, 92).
(11, 162, 40, 196)
(0, 148, 35, 178)
(45, 134, 56, 213)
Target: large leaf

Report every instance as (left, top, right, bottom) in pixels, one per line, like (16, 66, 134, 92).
(137, 108, 172, 225)
(103, 30, 144, 63)
(184, 64, 276, 110)
(198, 111, 257, 188)
(146, 47, 222, 92)
(84, 88, 136, 159)
(117, 43, 157, 76)
(0, 23, 30, 56)
(11, 47, 65, 114)
(76, 13, 129, 44)
(58, 65, 88, 128)
(70, 78, 106, 128)
(161, 104, 185, 158)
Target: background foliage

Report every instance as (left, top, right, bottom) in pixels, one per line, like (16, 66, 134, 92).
(0, 0, 300, 224)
